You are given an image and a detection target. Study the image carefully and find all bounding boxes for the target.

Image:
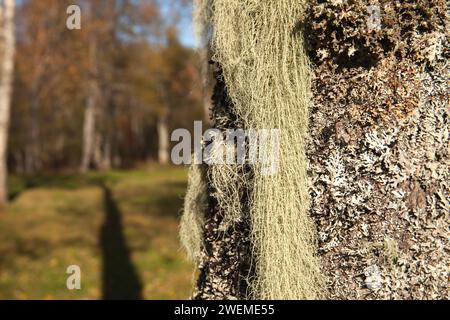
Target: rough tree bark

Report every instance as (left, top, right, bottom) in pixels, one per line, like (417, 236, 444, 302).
(0, 0, 15, 205)
(190, 0, 448, 300)
(303, 0, 448, 300)
(194, 65, 253, 299)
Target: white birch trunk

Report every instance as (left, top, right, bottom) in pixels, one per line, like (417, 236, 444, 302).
(81, 90, 97, 172)
(0, 0, 15, 204)
(157, 114, 169, 164)
(81, 32, 99, 172)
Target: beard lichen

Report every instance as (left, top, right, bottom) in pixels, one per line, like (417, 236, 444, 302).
(183, 0, 325, 300)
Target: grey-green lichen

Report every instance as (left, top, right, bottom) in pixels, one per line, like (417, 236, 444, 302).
(305, 0, 449, 299)
(186, 0, 449, 300)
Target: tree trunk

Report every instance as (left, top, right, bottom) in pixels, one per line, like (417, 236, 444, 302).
(157, 114, 169, 164)
(100, 138, 112, 170)
(81, 90, 97, 172)
(194, 65, 252, 299)
(24, 68, 42, 174)
(303, 0, 448, 299)
(91, 131, 112, 172)
(0, 0, 15, 205)
(186, 0, 448, 300)
(81, 31, 100, 172)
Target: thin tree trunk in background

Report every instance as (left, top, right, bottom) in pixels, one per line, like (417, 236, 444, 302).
(0, 0, 15, 205)
(25, 84, 41, 174)
(81, 36, 100, 172)
(101, 138, 112, 170)
(93, 132, 103, 169)
(97, 92, 115, 171)
(81, 91, 97, 171)
(157, 113, 169, 164)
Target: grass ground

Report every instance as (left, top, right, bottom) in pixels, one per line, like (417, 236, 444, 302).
(0, 165, 195, 300)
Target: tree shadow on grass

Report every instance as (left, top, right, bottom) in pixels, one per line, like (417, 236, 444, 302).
(133, 181, 187, 219)
(100, 184, 143, 300)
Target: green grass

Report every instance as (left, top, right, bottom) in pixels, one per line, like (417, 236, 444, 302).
(0, 165, 194, 300)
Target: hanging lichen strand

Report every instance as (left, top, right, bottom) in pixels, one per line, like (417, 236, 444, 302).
(194, 0, 324, 299)
(179, 163, 208, 262)
(184, 0, 448, 300)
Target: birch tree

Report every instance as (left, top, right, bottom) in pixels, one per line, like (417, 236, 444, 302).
(80, 32, 100, 172)
(0, 0, 15, 205)
(182, 0, 448, 300)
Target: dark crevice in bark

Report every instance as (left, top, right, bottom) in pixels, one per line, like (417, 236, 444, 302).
(194, 64, 254, 300)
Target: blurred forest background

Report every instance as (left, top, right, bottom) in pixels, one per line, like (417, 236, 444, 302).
(0, 0, 210, 299)
(11, 0, 204, 173)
